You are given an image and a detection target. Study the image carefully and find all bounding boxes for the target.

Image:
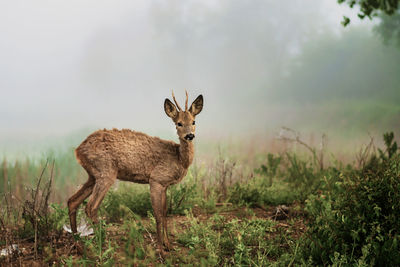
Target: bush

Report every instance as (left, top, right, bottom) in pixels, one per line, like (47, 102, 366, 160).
(255, 153, 282, 187)
(302, 132, 400, 266)
(168, 179, 198, 214)
(229, 182, 261, 207)
(230, 149, 339, 207)
(284, 153, 321, 200)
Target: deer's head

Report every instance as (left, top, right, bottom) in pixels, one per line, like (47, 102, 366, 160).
(164, 91, 203, 142)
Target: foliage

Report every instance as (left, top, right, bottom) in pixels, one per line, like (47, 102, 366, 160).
(229, 145, 344, 207)
(375, 12, 400, 47)
(229, 152, 292, 207)
(379, 131, 398, 159)
(121, 220, 147, 262)
(168, 179, 198, 214)
(229, 182, 261, 207)
(338, 0, 400, 26)
(230, 150, 329, 206)
(255, 153, 282, 187)
(177, 211, 301, 266)
(101, 185, 153, 219)
(284, 153, 320, 200)
(301, 132, 400, 265)
(63, 220, 117, 266)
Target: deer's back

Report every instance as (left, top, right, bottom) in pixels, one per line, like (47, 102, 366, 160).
(75, 129, 180, 183)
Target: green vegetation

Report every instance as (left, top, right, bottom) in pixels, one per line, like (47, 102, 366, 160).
(1, 132, 399, 265)
(338, 0, 400, 26)
(302, 132, 400, 265)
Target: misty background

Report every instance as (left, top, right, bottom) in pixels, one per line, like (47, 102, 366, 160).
(1, 0, 399, 156)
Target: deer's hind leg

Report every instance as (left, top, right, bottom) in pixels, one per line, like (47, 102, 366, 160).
(85, 174, 116, 224)
(68, 175, 95, 233)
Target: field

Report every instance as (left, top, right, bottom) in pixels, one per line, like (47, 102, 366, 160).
(1, 130, 399, 266)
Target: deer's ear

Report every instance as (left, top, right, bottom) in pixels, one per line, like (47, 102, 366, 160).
(189, 95, 203, 116)
(164, 99, 178, 118)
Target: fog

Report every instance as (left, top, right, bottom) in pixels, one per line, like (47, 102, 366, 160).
(1, 0, 398, 152)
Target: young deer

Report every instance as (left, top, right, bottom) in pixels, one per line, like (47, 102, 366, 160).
(67, 91, 203, 255)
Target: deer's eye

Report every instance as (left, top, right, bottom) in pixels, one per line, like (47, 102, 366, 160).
(177, 122, 183, 127)
(192, 121, 195, 125)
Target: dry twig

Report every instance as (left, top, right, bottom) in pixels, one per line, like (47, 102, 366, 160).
(278, 127, 326, 170)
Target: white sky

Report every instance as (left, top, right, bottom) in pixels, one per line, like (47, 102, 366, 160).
(0, 0, 372, 145)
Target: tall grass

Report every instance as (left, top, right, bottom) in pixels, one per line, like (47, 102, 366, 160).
(1, 149, 86, 204)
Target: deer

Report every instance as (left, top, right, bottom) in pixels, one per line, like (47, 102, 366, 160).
(67, 91, 203, 256)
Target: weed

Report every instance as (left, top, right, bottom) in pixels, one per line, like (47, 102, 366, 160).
(168, 178, 198, 215)
(229, 182, 261, 207)
(301, 132, 400, 265)
(255, 153, 282, 187)
(177, 210, 299, 266)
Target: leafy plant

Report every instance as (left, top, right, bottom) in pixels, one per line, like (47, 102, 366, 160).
(76, 220, 116, 266)
(177, 211, 298, 266)
(255, 153, 282, 187)
(228, 182, 261, 207)
(379, 131, 398, 160)
(168, 181, 198, 214)
(302, 132, 400, 265)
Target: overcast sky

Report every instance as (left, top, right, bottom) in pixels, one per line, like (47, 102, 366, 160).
(0, 0, 370, 145)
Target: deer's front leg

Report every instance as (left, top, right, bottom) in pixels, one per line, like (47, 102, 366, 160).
(150, 181, 166, 256)
(161, 187, 172, 250)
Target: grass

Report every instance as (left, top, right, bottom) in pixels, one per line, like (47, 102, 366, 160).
(0, 132, 399, 265)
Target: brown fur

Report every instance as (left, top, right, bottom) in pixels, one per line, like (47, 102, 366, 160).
(67, 92, 203, 256)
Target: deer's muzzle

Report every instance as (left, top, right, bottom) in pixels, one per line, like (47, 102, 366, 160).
(184, 133, 195, 141)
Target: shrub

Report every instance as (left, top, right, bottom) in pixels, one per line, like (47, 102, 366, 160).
(168, 179, 198, 214)
(302, 132, 400, 266)
(255, 153, 282, 187)
(284, 153, 320, 200)
(228, 182, 261, 207)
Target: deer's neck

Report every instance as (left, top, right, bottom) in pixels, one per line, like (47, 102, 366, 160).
(179, 139, 194, 169)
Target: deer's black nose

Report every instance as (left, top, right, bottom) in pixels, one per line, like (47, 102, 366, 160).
(184, 133, 195, 140)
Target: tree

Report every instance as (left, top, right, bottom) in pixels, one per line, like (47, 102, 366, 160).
(374, 11, 400, 47)
(338, 0, 400, 26)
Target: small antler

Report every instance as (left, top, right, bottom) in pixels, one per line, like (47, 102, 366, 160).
(172, 90, 182, 111)
(185, 90, 189, 111)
